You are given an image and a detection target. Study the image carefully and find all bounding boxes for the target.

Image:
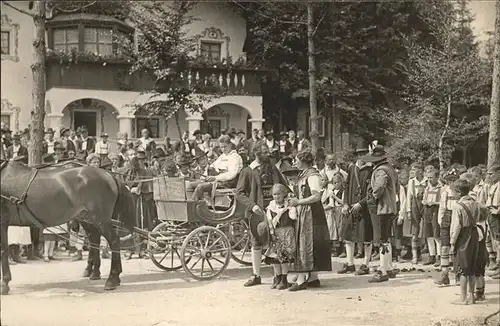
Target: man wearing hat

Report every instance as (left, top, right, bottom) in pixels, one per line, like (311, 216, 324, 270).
(235, 142, 288, 287)
(263, 130, 279, 166)
(278, 131, 293, 159)
(95, 132, 111, 162)
(6, 133, 28, 161)
(59, 127, 76, 153)
(175, 152, 195, 178)
(79, 125, 96, 158)
(359, 145, 398, 283)
(338, 146, 374, 276)
(43, 128, 57, 155)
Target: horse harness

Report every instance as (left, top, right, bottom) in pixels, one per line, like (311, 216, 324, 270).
(0, 161, 45, 229)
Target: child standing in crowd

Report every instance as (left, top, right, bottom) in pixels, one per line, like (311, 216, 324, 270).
(422, 169, 441, 266)
(264, 184, 297, 290)
(450, 179, 480, 305)
(406, 162, 427, 264)
(322, 173, 344, 256)
(435, 168, 460, 286)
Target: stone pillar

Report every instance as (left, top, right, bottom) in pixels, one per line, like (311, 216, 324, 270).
(186, 116, 203, 136)
(117, 115, 134, 138)
(47, 113, 64, 135)
(249, 118, 265, 132)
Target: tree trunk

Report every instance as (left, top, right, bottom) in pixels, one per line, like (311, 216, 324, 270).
(307, 3, 319, 151)
(438, 96, 452, 172)
(28, 1, 46, 166)
(488, 1, 500, 168)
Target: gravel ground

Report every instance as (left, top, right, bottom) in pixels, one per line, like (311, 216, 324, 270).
(1, 253, 499, 326)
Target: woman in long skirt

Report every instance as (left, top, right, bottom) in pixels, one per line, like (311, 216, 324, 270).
(288, 149, 332, 291)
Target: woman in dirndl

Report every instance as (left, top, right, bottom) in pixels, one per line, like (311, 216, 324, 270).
(288, 149, 332, 291)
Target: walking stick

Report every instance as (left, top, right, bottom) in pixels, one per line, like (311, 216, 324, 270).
(139, 193, 144, 230)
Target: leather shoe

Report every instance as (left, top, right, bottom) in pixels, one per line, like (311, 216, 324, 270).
(307, 279, 321, 288)
(244, 275, 261, 287)
(288, 282, 307, 292)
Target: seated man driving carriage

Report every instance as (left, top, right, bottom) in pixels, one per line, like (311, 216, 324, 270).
(191, 135, 243, 201)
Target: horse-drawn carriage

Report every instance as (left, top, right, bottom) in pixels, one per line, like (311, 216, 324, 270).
(130, 176, 253, 280)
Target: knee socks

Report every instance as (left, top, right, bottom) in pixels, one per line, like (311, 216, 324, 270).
(363, 243, 372, 266)
(441, 245, 450, 273)
(435, 238, 441, 258)
(427, 237, 436, 256)
(272, 264, 282, 276)
(251, 249, 262, 276)
(345, 241, 355, 266)
(411, 237, 419, 260)
(379, 243, 391, 275)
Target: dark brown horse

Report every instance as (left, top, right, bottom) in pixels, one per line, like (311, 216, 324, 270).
(0, 159, 136, 295)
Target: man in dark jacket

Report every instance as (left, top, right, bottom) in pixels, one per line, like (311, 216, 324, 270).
(360, 145, 399, 283)
(7, 133, 28, 161)
(235, 142, 288, 287)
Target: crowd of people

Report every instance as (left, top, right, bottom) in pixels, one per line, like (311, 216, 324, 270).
(1, 122, 499, 303)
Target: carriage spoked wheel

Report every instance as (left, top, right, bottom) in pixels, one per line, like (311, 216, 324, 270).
(180, 226, 232, 281)
(227, 219, 253, 266)
(148, 221, 191, 271)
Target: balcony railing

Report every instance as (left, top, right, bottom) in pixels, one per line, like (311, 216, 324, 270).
(45, 58, 265, 96)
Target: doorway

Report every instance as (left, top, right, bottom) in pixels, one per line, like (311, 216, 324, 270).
(74, 111, 97, 136)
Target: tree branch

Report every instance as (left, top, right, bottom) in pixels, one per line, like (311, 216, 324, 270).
(2, 1, 34, 17)
(56, 1, 97, 13)
(312, 11, 326, 36)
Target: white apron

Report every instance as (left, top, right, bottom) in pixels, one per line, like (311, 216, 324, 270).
(8, 226, 32, 245)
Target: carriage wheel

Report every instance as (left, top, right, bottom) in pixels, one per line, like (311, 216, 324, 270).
(180, 226, 232, 281)
(228, 219, 253, 266)
(148, 221, 190, 271)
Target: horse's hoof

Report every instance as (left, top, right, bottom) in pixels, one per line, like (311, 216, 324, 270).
(0, 284, 10, 295)
(82, 269, 91, 278)
(89, 272, 101, 281)
(104, 278, 120, 291)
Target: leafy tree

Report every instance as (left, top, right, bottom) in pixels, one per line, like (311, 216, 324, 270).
(386, 0, 489, 169)
(234, 1, 453, 142)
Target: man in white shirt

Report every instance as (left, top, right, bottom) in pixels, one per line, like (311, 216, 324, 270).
(44, 128, 56, 155)
(94, 132, 111, 161)
(192, 135, 243, 201)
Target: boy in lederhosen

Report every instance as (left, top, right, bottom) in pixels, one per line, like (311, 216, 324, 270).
(406, 162, 427, 264)
(435, 168, 460, 286)
(421, 169, 442, 266)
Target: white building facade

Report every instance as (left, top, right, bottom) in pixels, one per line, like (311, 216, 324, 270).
(1, 1, 265, 141)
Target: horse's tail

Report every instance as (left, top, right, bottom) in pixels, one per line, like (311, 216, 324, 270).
(112, 176, 136, 234)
